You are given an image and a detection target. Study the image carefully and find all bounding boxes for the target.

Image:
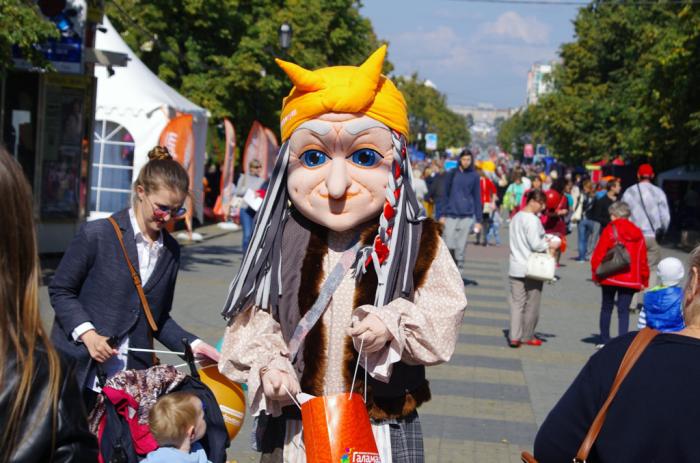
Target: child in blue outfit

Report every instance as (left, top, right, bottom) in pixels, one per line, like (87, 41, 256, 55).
(146, 391, 212, 463)
(638, 257, 685, 332)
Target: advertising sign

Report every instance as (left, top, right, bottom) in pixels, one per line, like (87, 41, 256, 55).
(425, 133, 438, 151)
(13, 0, 87, 74)
(40, 74, 92, 219)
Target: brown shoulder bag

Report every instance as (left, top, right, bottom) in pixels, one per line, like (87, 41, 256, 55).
(521, 327, 659, 463)
(108, 217, 159, 364)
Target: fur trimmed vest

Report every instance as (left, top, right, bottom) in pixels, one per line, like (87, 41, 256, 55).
(277, 211, 442, 420)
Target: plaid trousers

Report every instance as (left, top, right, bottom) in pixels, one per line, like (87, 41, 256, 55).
(387, 411, 424, 463)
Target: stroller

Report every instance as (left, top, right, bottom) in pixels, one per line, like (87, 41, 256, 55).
(90, 338, 230, 463)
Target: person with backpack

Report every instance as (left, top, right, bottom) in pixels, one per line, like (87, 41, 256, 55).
(591, 201, 649, 348)
(438, 149, 483, 268)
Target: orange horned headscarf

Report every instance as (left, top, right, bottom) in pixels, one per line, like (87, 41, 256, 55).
(276, 45, 409, 141)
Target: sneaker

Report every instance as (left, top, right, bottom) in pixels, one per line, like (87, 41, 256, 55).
(509, 340, 521, 348)
(524, 338, 543, 346)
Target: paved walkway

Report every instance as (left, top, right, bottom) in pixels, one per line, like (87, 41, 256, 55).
(39, 224, 690, 463)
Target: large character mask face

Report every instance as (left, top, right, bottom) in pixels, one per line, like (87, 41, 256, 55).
(222, 46, 425, 319)
(287, 114, 392, 231)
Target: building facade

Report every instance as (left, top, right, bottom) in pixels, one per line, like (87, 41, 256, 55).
(526, 62, 555, 106)
(1, 0, 104, 253)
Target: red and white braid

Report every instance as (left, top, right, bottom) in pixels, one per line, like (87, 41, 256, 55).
(356, 130, 419, 304)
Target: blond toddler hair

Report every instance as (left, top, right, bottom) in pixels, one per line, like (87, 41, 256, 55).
(148, 391, 200, 447)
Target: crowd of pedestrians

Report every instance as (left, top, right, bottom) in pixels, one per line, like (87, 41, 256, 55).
(1, 135, 694, 462)
(410, 151, 674, 352)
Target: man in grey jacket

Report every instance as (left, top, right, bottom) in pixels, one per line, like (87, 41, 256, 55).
(622, 163, 670, 303)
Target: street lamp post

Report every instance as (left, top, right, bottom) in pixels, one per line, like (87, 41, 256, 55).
(279, 22, 293, 52)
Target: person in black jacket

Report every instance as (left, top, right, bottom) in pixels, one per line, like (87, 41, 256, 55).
(49, 146, 220, 409)
(0, 147, 97, 462)
(588, 179, 621, 248)
(534, 245, 700, 462)
(426, 164, 450, 220)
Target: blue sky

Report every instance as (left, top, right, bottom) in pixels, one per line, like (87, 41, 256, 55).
(360, 0, 582, 109)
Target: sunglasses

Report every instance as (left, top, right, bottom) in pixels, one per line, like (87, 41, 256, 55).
(146, 195, 187, 219)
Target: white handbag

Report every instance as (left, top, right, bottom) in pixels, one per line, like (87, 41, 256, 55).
(525, 252, 556, 281)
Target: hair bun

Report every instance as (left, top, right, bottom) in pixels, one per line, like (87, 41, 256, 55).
(148, 146, 173, 161)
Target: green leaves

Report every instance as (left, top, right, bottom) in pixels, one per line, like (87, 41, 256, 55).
(394, 74, 470, 150)
(107, 0, 383, 143)
(0, 0, 58, 72)
(502, 3, 700, 169)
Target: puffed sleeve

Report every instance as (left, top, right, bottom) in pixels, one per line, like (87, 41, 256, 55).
(352, 238, 466, 382)
(218, 306, 296, 417)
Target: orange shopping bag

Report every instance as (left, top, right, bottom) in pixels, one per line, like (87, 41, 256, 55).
(301, 392, 380, 463)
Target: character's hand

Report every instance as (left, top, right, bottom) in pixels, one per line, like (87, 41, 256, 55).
(260, 368, 301, 402)
(81, 330, 118, 363)
(439, 217, 446, 225)
(473, 223, 483, 234)
(347, 314, 392, 354)
(192, 341, 221, 365)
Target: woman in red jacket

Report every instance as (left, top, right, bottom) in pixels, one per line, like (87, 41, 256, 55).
(591, 201, 649, 348)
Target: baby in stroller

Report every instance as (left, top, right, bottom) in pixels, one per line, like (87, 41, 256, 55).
(90, 340, 230, 463)
(145, 391, 210, 462)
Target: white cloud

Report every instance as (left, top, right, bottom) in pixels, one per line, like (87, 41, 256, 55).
(385, 19, 558, 106)
(477, 11, 550, 45)
(392, 26, 477, 71)
(432, 7, 484, 21)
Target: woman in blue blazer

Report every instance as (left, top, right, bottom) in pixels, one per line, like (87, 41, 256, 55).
(49, 147, 219, 405)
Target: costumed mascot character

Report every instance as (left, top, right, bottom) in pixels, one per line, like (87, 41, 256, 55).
(218, 46, 467, 463)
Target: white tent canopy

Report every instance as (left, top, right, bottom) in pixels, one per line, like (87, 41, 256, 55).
(91, 16, 207, 221)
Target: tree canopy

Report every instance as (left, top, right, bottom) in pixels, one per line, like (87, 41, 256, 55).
(107, 0, 386, 144)
(394, 73, 470, 151)
(0, 0, 58, 72)
(498, 2, 700, 169)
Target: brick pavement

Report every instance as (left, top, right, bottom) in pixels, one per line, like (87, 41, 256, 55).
(38, 224, 691, 463)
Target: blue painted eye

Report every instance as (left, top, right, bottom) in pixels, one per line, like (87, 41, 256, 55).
(300, 150, 328, 168)
(350, 148, 382, 167)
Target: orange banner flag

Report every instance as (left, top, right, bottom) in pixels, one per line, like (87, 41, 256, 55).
(242, 121, 278, 180)
(159, 114, 195, 233)
(214, 118, 236, 220)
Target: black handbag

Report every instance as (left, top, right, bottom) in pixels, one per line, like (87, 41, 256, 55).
(596, 223, 631, 279)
